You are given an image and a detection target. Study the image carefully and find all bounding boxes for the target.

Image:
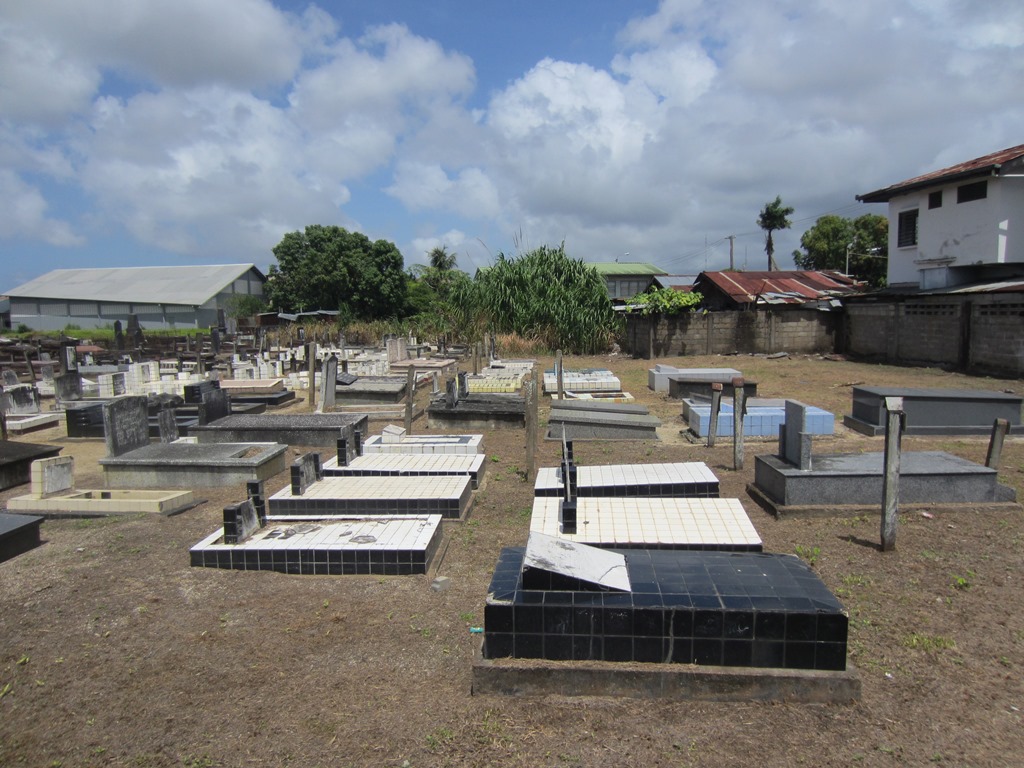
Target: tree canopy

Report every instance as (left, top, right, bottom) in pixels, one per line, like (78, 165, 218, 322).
(757, 196, 794, 270)
(793, 213, 888, 287)
(264, 225, 406, 321)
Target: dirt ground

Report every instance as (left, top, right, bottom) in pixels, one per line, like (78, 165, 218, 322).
(2, 352, 1024, 768)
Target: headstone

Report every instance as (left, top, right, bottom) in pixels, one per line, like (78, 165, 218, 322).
(246, 480, 267, 524)
(781, 400, 813, 471)
(113, 320, 125, 351)
(53, 372, 82, 403)
(432, 371, 441, 395)
(987, 418, 1010, 469)
(102, 395, 150, 457)
(61, 343, 78, 373)
(318, 355, 338, 412)
(126, 314, 143, 348)
(198, 389, 230, 425)
(158, 408, 179, 443)
(40, 365, 54, 384)
(211, 327, 221, 355)
(2, 384, 41, 415)
(30, 456, 75, 498)
(2, 370, 19, 386)
(222, 499, 261, 545)
(446, 378, 459, 409)
(457, 371, 468, 398)
(290, 452, 321, 496)
(39, 352, 51, 362)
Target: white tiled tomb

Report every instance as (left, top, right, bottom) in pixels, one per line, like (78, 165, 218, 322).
(361, 433, 482, 455)
(535, 462, 719, 498)
(269, 475, 473, 519)
(322, 453, 486, 489)
(529, 497, 762, 551)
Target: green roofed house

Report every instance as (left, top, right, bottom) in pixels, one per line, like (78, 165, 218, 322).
(3, 264, 265, 331)
(591, 262, 668, 300)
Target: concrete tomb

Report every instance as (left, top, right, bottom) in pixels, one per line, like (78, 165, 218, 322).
(547, 402, 661, 441)
(323, 450, 486, 489)
(648, 365, 741, 393)
(0, 512, 44, 563)
(543, 368, 621, 395)
(751, 401, 1016, 514)
(1, 384, 41, 415)
(843, 386, 1024, 436)
(534, 461, 720, 498)
(0, 440, 63, 491)
(6, 456, 195, 518)
(361, 430, 483, 455)
(189, 412, 368, 448)
(427, 384, 526, 430)
(334, 376, 408, 404)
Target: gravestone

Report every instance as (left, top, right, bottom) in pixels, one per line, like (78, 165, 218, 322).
(40, 365, 54, 384)
(126, 314, 143, 348)
(2, 384, 41, 415)
(457, 371, 469, 398)
(780, 400, 813, 470)
(101, 396, 150, 457)
(222, 499, 261, 545)
(446, 378, 459, 408)
(290, 452, 322, 496)
(319, 355, 338, 412)
(2, 370, 19, 386)
(211, 328, 221, 355)
(113, 320, 125, 351)
(53, 372, 82, 403)
(31, 455, 75, 498)
(61, 343, 78, 373)
(198, 389, 230, 425)
(158, 408, 179, 443)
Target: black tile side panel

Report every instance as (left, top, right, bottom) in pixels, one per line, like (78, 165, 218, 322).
(483, 548, 848, 671)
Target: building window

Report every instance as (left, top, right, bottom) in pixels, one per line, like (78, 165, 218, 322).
(928, 191, 942, 209)
(897, 209, 919, 247)
(957, 180, 987, 204)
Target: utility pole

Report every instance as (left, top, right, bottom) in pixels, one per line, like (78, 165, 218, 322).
(727, 236, 735, 270)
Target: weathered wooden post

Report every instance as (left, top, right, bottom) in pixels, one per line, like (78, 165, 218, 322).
(986, 418, 1010, 469)
(404, 365, 416, 434)
(732, 377, 745, 470)
(555, 350, 564, 401)
(707, 382, 723, 448)
(525, 377, 538, 481)
(881, 396, 905, 552)
(473, 343, 480, 375)
(306, 341, 316, 407)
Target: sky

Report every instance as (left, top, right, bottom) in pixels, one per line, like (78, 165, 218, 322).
(2, 0, 1023, 292)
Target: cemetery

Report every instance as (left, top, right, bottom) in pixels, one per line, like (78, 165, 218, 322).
(1, 348, 1023, 765)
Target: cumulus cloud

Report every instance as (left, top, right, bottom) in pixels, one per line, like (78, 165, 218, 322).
(0, 170, 83, 246)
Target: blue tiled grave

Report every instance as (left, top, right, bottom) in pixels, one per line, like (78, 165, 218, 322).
(483, 544, 848, 670)
(685, 400, 834, 438)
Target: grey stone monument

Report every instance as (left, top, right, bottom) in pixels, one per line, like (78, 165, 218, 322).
(158, 408, 179, 443)
(318, 355, 337, 412)
(780, 400, 813, 470)
(198, 388, 230, 425)
(101, 396, 150, 458)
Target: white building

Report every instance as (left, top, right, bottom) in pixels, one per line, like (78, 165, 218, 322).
(3, 264, 265, 331)
(858, 144, 1024, 290)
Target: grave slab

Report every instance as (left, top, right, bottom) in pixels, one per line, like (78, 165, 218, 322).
(648, 365, 742, 393)
(483, 548, 849, 671)
(547, 408, 661, 441)
(543, 369, 621, 394)
(529, 497, 762, 551)
(268, 475, 473, 519)
(322, 453, 486, 489)
(0, 512, 43, 563)
(843, 386, 1024, 436)
(362, 433, 483, 455)
(668, 377, 758, 401)
(191, 515, 444, 575)
(99, 442, 287, 488)
(534, 462, 719, 498)
(189, 413, 368, 448)
(752, 450, 1015, 512)
(0, 440, 63, 491)
(334, 377, 409, 404)
(523, 532, 631, 592)
(426, 393, 526, 430)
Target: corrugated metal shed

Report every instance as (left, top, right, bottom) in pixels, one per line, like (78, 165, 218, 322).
(4, 264, 265, 305)
(858, 144, 1024, 203)
(695, 270, 862, 306)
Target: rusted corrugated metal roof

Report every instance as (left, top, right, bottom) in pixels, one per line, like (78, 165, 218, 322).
(858, 143, 1024, 203)
(696, 270, 862, 305)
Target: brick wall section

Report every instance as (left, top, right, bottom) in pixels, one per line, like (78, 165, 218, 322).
(622, 308, 840, 359)
(845, 292, 1024, 377)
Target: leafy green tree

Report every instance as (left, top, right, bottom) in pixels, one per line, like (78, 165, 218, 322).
(757, 196, 795, 271)
(265, 225, 406, 320)
(224, 293, 269, 320)
(627, 287, 703, 315)
(793, 213, 888, 287)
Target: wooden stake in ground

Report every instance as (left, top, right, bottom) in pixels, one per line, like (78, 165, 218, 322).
(881, 396, 905, 552)
(986, 418, 1010, 469)
(404, 366, 416, 434)
(555, 349, 564, 401)
(525, 378, 538, 481)
(306, 341, 316, 407)
(707, 382, 723, 448)
(732, 377, 745, 470)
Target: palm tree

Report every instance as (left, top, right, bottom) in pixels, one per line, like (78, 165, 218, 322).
(757, 196, 794, 271)
(428, 245, 457, 272)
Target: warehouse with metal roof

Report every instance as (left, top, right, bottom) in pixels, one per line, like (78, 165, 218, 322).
(3, 264, 265, 331)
